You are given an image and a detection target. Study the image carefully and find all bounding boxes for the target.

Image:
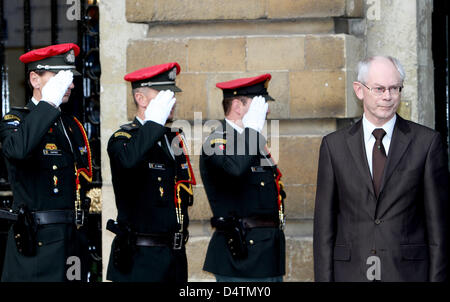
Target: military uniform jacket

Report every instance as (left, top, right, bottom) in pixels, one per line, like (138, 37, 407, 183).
(200, 120, 285, 278)
(0, 100, 91, 282)
(106, 118, 193, 282)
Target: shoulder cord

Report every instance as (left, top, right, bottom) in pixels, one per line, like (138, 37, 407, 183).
(72, 117, 93, 227)
(173, 132, 196, 232)
(264, 145, 285, 229)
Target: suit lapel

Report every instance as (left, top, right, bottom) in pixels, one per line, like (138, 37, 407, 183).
(377, 115, 412, 210)
(346, 119, 377, 204)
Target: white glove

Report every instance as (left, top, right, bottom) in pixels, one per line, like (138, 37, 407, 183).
(41, 70, 74, 107)
(242, 96, 268, 132)
(144, 90, 176, 126)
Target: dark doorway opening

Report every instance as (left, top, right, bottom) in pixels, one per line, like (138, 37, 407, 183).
(432, 0, 449, 170)
(0, 0, 101, 281)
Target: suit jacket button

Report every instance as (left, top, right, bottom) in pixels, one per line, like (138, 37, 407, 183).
(371, 249, 376, 254)
(375, 219, 381, 225)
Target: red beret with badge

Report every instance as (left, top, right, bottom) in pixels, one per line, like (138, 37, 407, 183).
(216, 73, 274, 101)
(19, 43, 81, 76)
(124, 62, 182, 92)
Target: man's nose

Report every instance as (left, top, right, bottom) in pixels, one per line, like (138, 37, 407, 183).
(381, 88, 392, 99)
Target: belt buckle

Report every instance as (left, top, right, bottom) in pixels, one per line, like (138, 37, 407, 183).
(75, 209, 84, 229)
(173, 232, 183, 250)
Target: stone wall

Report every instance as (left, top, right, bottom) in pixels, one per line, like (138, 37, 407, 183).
(99, 0, 434, 281)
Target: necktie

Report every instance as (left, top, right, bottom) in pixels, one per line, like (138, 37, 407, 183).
(372, 128, 386, 198)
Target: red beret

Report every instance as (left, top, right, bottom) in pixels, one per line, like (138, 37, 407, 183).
(216, 74, 274, 101)
(124, 62, 182, 92)
(216, 74, 271, 90)
(19, 43, 80, 64)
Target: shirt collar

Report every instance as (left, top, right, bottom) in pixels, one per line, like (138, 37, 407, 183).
(225, 118, 244, 134)
(31, 97, 39, 106)
(362, 114, 396, 143)
(135, 116, 145, 126)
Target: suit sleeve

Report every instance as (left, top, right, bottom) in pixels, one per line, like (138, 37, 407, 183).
(107, 120, 166, 169)
(202, 127, 266, 177)
(0, 102, 60, 160)
(313, 136, 338, 282)
(423, 132, 449, 282)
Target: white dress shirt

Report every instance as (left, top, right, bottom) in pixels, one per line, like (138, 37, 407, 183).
(225, 118, 244, 134)
(362, 114, 396, 177)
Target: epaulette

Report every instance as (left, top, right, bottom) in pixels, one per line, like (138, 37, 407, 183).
(120, 122, 139, 131)
(2, 107, 30, 122)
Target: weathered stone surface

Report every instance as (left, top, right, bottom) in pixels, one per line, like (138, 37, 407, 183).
(285, 237, 314, 281)
(277, 136, 322, 185)
(127, 39, 188, 73)
(187, 38, 246, 72)
(173, 73, 208, 121)
(127, 0, 363, 22)
(127, 0, 266, 23)
(305, 35, 345, 70)
(267, 0, 345, 18)
(290, 70, 346, 118)
(247, 36, 305, 71)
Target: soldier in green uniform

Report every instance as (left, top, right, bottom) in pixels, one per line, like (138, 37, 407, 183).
(200, 74, 286, 282)
(106, 62, 196, 282)
(0, 43, 92, 281)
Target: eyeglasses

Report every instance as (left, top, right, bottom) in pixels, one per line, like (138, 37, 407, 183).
(360, 82, 403, 96)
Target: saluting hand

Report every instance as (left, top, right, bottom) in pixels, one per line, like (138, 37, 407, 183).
(41, 70, 74, 108)
(242, 95, 268, 133)
(144, 90, 176, 126)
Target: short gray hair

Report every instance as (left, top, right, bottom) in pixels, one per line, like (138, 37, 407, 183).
(357, 56, 406, 84)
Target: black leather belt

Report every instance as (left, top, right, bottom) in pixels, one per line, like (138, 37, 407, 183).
(211, 215, 279, 230)
(135, 232, 189, 250)
(241, 216, 279, 228)
(0, 208, 74, 225)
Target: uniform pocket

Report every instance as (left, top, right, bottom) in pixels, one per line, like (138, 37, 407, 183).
(37, 226, 65, 246)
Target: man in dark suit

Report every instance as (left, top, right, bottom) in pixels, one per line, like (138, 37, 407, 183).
(313, 55, 449, 282)
(106, 62, 196, 282)
(201, 74, 286, 282)
(0, 43, 92, 281)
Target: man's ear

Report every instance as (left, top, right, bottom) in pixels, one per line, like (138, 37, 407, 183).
(134, 91, 147, 107)
(353, 81, 364, 100)
(29, 71, 41, 89)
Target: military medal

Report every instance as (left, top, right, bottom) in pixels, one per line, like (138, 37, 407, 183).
(53, 176, 59, 194)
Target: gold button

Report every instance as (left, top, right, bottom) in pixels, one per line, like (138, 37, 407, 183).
(53, 165, 57, 170)
(38, 242, 43, 247)
(249, 240, 254, 245)
(15, 234, 20, 239)
(260, 182, 265, 186)
(157, 177, 162, 181)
